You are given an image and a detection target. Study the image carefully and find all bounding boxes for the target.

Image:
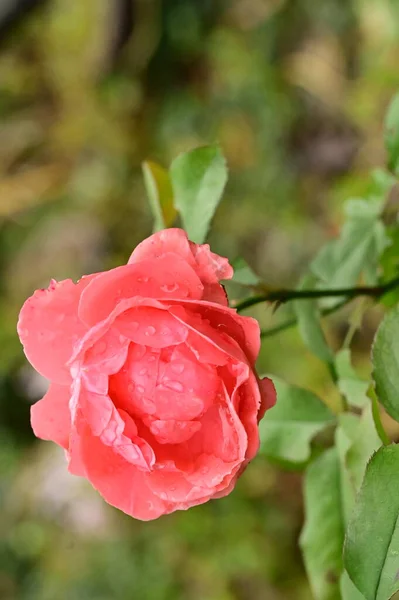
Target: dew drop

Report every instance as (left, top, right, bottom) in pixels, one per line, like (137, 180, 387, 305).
(171, 363, 185, 374)
(160, 492, 168, 501)
(163, 380, 184, 393)
(136, 385, 145, 394)
(160, 282, 179, 293)
(145, 326, 156, 336)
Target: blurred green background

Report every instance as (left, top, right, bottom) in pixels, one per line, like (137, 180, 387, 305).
(1, 1, 398, 598)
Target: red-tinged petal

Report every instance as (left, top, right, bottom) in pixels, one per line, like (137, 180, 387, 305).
(110, 345, 160, 418)
(18, 276, 97, 384)
(235, 372, 262, 461)
(78, 255, 203, 327)
(30, 382, 71, 448)
(258, 376, 277, 421)
(78, 387, 154, 470)
(152, 344, 219, 420)
(147, 469, 211, 504)
(128, 229, 233, 306)
(128, 228, 194, 265)
(115, 306, 188, 348)
(78, 420, 170, 520)
(67, 427, 86, 476)
(167, 299, 261, 364)
(83, 328, 130, 375)
(147, 418, 201, 444)
(169, 305, 244, 364)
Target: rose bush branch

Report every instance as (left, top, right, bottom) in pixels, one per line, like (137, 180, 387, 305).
(234, 274, 399, 313)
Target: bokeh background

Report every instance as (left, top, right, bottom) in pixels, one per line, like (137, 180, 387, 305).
(1, 1, 398, 598)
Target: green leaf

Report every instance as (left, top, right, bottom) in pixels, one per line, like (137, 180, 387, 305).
(372, 306, 399, 423)
(344, 445, 399, 600)
(170, 144, 228, 243)
(335, 414, 361, 525)
(336, 409, 381, 526)
(336, 350, 369, 408)
(371, 168, 397, 197)
(385, 93, 399, 174)
(345, 406, 381, 492)
(230, 257, 260, 285)
(142, 161, 176, 232)
(380, 227, 399, 308)
(259, 378, 335, 466)
(293, 275, 334, 368)
(340, 571, 366, 600)
(300, 448, 344, 600)
(311, 198, 388, 293)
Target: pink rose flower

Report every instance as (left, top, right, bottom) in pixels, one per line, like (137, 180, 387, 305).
(17, 229, 276, 520)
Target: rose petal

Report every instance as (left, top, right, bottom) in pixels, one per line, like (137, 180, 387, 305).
(78, 255, 203, 327)
(147, 418, 201, 444)
(78, 420, 170, 521)
(147, 469, 210, 504)
(258, 376, 277, 420)
(78, 387, 154, 470)
(18, 276, 96, 384)
(115, 306, 188, 348)
(168, 299, 261, 364)
(109, 344, 160, 417)
(31, 382, 71, 448)
(128, 229, 233, 305)
(84, 328, 130, 375)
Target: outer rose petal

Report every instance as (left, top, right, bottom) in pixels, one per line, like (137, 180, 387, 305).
(128, 228, 233, 305)
(18, 276, 96, 384)
(258, 376, 277, 421)
(78, 255, 203, 327)
(78, 419, 170, 520)
(31, 383, 71, 448)
(167, 299, 261, 364)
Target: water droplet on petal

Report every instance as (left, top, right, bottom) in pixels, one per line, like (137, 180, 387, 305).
(160, 492, 168, 501)
(145, 326, 156, 336)
(171, 363, 185, 374)
(160, 283, 179, 293)
(163, 380, 184, 393)
(136, 385, 145, 394)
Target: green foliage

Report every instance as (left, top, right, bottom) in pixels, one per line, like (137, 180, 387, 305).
(335, 350, 369, 408)
(170, 145, 228, 244)
(293, 275, 334, 370)
(311, 198, 388, 290)
(340, 571, 366, 600)
(385, 93, 399, 175)
(344, 445, 399, 600)
(142, 161, 176, 232)
(300, 448, 344, 600)
(259, 379, 335, 466)
(230, 257, 260, 285)
(372, 306, 399, 422)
